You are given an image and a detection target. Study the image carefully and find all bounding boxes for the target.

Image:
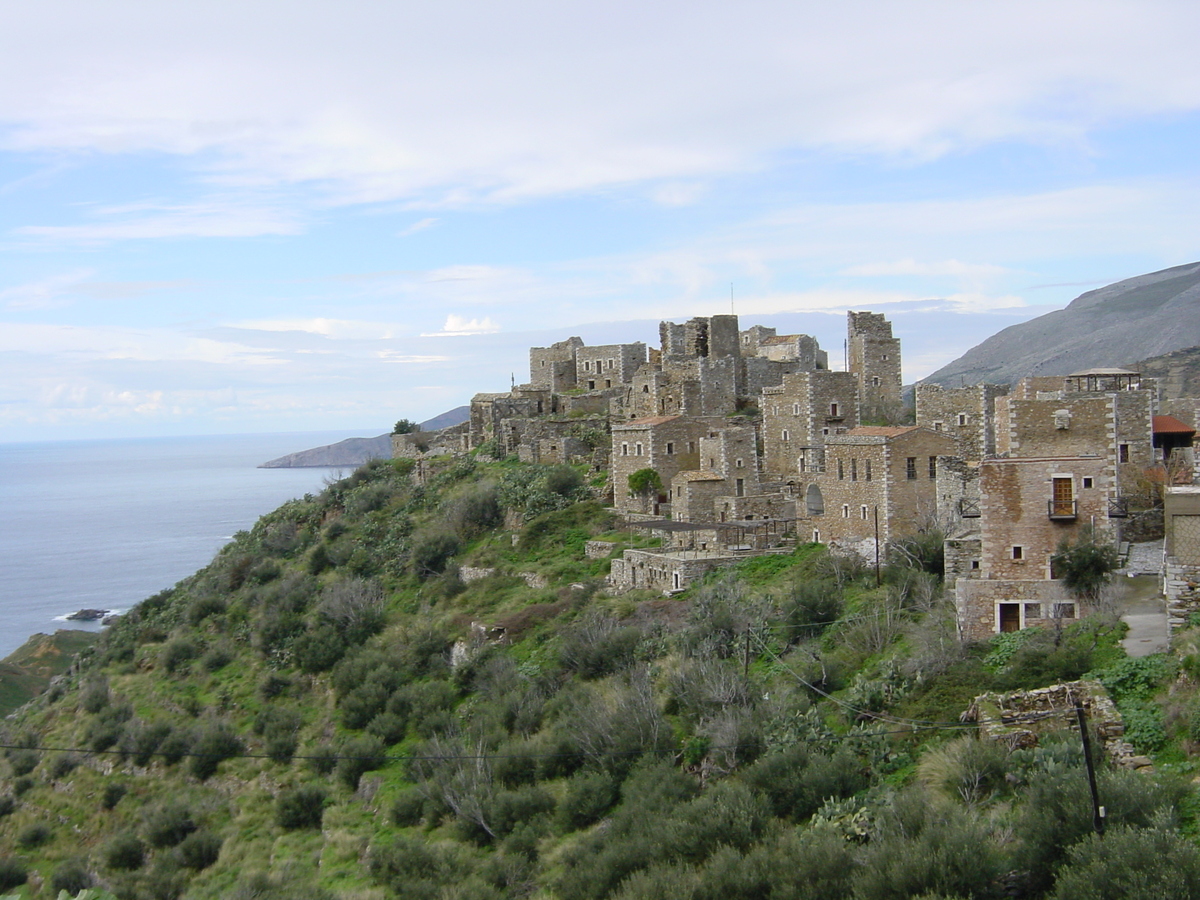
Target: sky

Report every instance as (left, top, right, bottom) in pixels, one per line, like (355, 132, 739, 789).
(2, 1, 1199, 443)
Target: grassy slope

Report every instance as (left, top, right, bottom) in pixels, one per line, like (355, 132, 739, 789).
(0, 454, 1195, 900)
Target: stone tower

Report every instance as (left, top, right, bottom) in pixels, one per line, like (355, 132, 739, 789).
(847, 311, 902, 422)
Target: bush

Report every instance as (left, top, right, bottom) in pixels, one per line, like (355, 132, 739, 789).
(742, 746, 867, 823)
(201, 643, 235, 671)
(307, 743, 338, 775)
(338, 734, 387, 790)
(160, 636, 201, 674)
(119, 719, 173, 767)
(277, 786, 327, 830)
(189, 721, 243, 780)
(104, 832, 146, 870)
(391, 789, 427, 827)
(48, 752, 82, 780)
(80, 676, 111, 713)
(0, 796, 14, 818)
(176, 829, 222, 870)
(1050, 825, 1200, 900)
(49, 859, 92, 895)
(102, 782, 128, 810)
(17, 823, 51, 847)
(0, 858, 26, 891)
(411, 532, 461, 578)
(7, 748, 38, 776)
(144, 803, 198, 848)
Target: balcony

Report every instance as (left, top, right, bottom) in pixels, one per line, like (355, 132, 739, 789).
(1107, 497, 1129, 518)
(1048, 499, 1078, 521)
(959, 498, 981, 518)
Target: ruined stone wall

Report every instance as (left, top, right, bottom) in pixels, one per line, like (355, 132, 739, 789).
(955, 578, 1079, 641)
(978, 456, 1112, 581)
(945, 538, 982, 581)
(739, 324, 777, 356)
(936, 455, 981, 540)
(608, 548, 742, 593)
(574, 342, 648, 389)
(660, 315, 741, 361)
(672, 474, 726, 523)
(528, 336, 583, 390)
(915, 383, 1009, 461)
(847, 311, 902, 418)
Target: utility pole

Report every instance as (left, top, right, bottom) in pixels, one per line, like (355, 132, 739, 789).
(743, 626, 752, 677)
(1072, 693, 1106, 837)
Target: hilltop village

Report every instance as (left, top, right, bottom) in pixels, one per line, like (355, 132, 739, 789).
(394, 312, 1200, 642)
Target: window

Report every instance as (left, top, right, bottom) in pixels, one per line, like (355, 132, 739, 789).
(842, 504, 850, 518)
(588, 380, 595, 390)
(958, 414, 968, 426)
(934, 421, 943, 431)
(666, 442, 674, 455)
(1052, 603, 1077, 619)
(929, 456, 937, 478)
(793, 402, 801, 415)
(813, 529, 820, 543)
(1119, 443, 1129, 463)
(781, 429, 789, 443)
(838, 459, 845, 480)
(1051, 477, 1074, 517)
(970, 559, 980, 570)
(635, 443, 643, 456)
(736, 478, 745, 497)
(1012, 546, 1024, 560)
(1024, 603, 1042, 620)
(1083, 476, 1093, 489)
(851, 459, 858, 481)
(861, 505, 869, 519)
(906, 457, 917, 480)
(584, 361, 591, 371)
(830, 402, 839, 417)
(735, 458, 744, 468)
(871, 376, 880, 387)
(798, 453, 806, 473)
(864, 460, 872, 481)
(605, 379, 611, 388)
(621, 443, 628, 456)
(688, 441, 696, 454)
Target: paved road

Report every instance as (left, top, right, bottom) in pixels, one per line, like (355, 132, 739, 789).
(1118, 573, 1169, 658)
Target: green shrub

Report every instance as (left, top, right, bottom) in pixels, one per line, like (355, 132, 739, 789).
(7, 748, 38, 776)
(158, 727, 191, 766)
(0, 857, 26, 891)
(119, 720, 172, 767)
(338, 734, 387, 790)
(80, 676, 110, 713)
(176, 829, 222, 870)
(293, 624, 349, 673)
(201, 643, 235, 671)
(277, 785, 327, 830)
(307, 743, 338, 776)
(742, 746, 867, 823)
(259, 673, 292, 699)
(17, 823, 51, 847)
(48, 752, 82, 780)
(391, 789, 427, 827)
(0, 795, 14, 818)
(189, 721, 243, 780)
(104, 832, 146, 870)
(49, 859, 92, 895)
(411, 531, 461, 577)
(1049, 825, 1200, 900)
(160, 636, 201, 674)
(101, 782, 127, 810)
(144, 803, 198, 848)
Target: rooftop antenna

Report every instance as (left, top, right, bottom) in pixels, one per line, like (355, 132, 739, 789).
(730, 282, 735, 316)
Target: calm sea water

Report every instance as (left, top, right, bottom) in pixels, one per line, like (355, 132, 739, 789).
(0, 432, 359, 659)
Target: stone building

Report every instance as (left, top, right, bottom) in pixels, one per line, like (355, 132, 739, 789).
(848, 311, 903, 420)
(527, 336, 647, 392)
(915, 382, 1010, 462)
(668, 425, 761, 523)
(953, 454, 1113, 640)
(799, 426, 956, 548)
(610, 416, 722, 515)
(1164, 486, 1200, 628)
(528, 336, 584, 391)
(760, 371, 859, 478)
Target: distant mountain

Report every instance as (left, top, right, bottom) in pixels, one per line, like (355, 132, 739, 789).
(259, 406, 471, 468)
(922, 261, 1200, 386)
(1135, 345, 1200, 400)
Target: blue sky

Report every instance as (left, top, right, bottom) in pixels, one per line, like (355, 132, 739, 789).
(2, 0, 1199, 442)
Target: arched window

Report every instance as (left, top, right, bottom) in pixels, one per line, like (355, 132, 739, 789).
(806, 484, 824, 517)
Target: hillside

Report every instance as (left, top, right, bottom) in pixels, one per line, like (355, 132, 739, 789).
(260, 408, 470, 469)
(1135, 345, 1200, 400)
(923, 261, 1200, 386)
(0, 453, 1196, 899)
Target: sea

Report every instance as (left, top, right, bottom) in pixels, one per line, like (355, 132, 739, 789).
(0, 432, 360, 660)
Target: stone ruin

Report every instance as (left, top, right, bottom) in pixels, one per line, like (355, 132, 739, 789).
(963, 679, 1152, 771)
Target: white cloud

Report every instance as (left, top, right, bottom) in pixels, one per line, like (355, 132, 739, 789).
(398, 217, 438, 237)
(13, 198, 304, 244)
(0, 323, 285, 366)
(0, 3, 1197, 206)
(841, 259, 1012, 278)
(421, 314, 500, 337)
(0, 270, 95, 310)
(231, 318, 406, 340)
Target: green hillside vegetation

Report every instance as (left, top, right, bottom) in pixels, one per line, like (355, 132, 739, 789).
(1, 452, 1199, 899)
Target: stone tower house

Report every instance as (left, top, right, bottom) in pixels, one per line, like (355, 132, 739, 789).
(847, 311, 902, 422)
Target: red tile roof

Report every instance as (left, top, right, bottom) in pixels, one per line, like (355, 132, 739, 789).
(1153, 415, 1196, 435)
